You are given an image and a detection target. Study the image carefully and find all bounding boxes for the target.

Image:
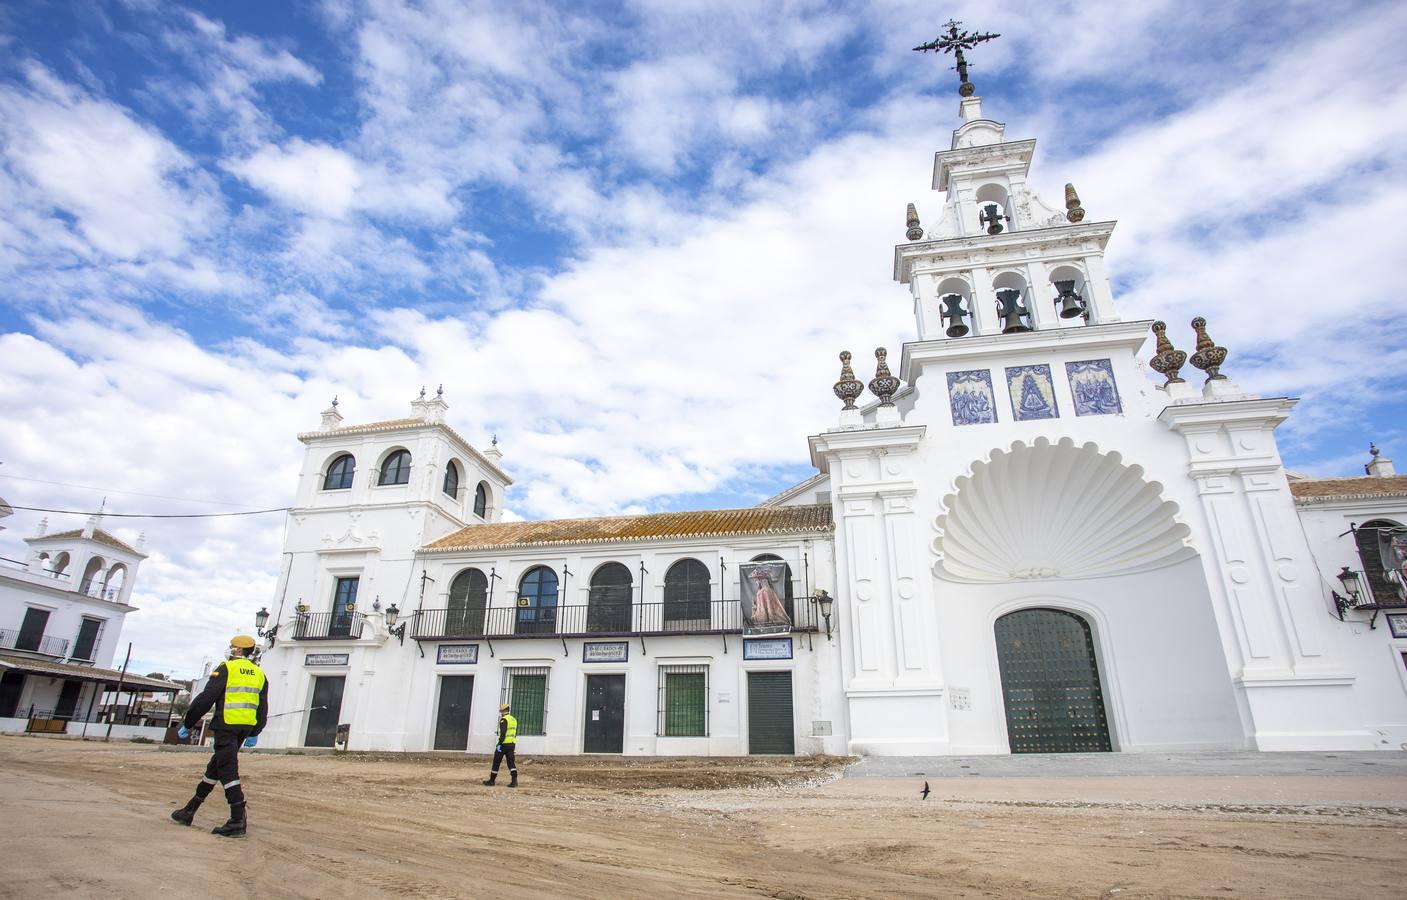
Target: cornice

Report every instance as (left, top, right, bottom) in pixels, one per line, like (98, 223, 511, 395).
(1158, 397, 1298, 431)
(933, 139, 1035, 190)
(893, 220, 1116, 283)
(898, 319, 1150, 382)
(808, 425, 927, 470)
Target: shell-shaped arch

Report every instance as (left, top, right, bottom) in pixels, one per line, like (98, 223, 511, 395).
(933, 437, 1193, 582)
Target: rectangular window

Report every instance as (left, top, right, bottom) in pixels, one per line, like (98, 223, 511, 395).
(72, 618, 106, 661)
(331, 577, 359, 637)
(501, 667, 548, 735)
(16, 608, 50, 652)
(657, 665, 708, 737)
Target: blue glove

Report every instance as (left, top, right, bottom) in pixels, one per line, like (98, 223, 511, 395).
(243, 736, 258, 749)
(495, 743, 502, 753)
(178, 726, 189, 740)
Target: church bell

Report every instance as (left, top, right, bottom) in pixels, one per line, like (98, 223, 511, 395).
(979, 203, 1006, 235)
(1054, 280, 1086, 319)
(941, 293, 970, 337)
(996, 288, 1030, 333)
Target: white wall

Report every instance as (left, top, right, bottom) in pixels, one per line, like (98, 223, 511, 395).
(0, 574, 129, 668)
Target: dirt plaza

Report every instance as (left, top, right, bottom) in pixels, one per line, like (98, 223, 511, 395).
(1, 736, 1404, 899)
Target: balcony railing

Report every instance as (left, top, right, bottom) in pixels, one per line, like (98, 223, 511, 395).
(0, 629, 71, 657)
(412, 598, 820, 641)
(291, 612, 365, 641)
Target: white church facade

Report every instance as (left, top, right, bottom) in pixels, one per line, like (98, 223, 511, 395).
(253, 91, 1407, 757)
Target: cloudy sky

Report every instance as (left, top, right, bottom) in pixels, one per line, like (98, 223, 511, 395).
(1, 0, 1404, 677)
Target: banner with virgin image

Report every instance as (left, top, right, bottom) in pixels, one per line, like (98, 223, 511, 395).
(739, 561, 791, 635)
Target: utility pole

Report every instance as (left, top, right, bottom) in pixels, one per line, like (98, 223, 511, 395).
(104, 642, 131, 742)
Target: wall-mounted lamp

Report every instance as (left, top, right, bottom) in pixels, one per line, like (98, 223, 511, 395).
(814, 589, 834, 641)
(255, 607, 279, 646)
(385, 603, 407, 645)
(1337, 566, 1363, 604)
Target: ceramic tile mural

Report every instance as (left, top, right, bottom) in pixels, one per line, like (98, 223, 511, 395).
(947, 369, 997, 425)
(1006, 364, 1059, 421)
(1066, 358, 1122, 416)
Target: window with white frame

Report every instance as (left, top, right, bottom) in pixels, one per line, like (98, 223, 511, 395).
(657, 664, 708, 737)
(500, 666, 549, 735)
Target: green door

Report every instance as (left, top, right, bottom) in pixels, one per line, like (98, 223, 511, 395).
(995, 608, 1112, 753)
(747, 671, 794, 754)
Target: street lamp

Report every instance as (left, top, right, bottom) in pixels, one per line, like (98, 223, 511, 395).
(255, 607, 279, 646)
(1332, 567, 1365, 622)
(814, 590, 834, 641)
(385, 603, 407, 645)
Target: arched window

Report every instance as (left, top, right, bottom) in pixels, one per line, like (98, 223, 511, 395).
(106, 564, 127, 600)
(80, 557, 106, 594)
(378, 449, 411, 486)
(516, 566, 559, 635)
(447, 568, 488, 636)
(473, 482, 489, 519)
(663, 558, 711, 631)
(751, 553, 795, 620)
(443, 460, 460, 499)
(51, 552, 70, 576)
(1356, 519, 1406, 604)
(323, 454, 356, 490)
(588, 563, 633, 633)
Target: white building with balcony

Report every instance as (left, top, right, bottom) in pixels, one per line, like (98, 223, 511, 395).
(0, 512, 177, 734)
(252, 87, 1407, 757)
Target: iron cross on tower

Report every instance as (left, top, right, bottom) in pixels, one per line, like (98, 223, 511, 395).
(913, 19, 1001, 97)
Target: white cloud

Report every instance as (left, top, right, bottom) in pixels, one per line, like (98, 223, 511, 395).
(228, 139, 364, 218)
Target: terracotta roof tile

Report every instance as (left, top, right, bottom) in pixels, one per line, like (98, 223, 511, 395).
(0, 653, 177, 691)
(422, 504, 833, 553)
(1290, 475, 1407, 502)
(40, 528, 145, 557)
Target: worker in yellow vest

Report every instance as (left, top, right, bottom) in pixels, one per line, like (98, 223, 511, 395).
(482, 703, 518, 787)
(169, 635, 269, 837)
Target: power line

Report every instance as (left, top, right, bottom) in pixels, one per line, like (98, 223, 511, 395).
(5, 504, 290, 519)
(0, 473, 272, 509)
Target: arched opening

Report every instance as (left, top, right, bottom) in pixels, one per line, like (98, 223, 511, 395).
(80, 557, 106, 594)
(936, 275, 975, 338)
(516, 566, 558, 635)
(995, 608, 1111, 753)
(323, 453, 356, 490)
(442, 460, 460, 499)
(663, 559, 710, 632)
(50, 552, 70, 577)
(974, 183, 1012, 233)
(473, 482, 489, 519)
(1046, 264, 1090, 325)
(447, 568, 488, 636)
(587, 562, 633, 633)
(1355, 519, 1406, 604)
(991, 270, 1032, 333)
(105, 564, 127, 600)
(750, 554, 795, 621)
(377, 449, 412, 486)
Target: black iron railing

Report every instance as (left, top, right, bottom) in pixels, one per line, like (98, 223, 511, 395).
(412, 598, 820, 641)
(291, 612, 365, 641)
(0, 628, 70, 657)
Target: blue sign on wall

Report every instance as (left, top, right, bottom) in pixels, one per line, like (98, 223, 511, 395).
(436, 644, 479, 664)
(743, 638, 793, 660)
(583, 641, 629, 663)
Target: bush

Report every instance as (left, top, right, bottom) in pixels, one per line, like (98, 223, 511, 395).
(129, 737, 156, 744)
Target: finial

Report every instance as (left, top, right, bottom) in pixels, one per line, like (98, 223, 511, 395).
(905, 203, 924, 241)
(1370, 442, 1380, 458)
(1148, 321, 1187, 386)
(491, 434, 499, 447)
(913, 20, 1001, 97)
(1064, 183, 1085, 223)
(331, 395, 339, 409)
(868, 348, 900, 407)
(418, 386, 426, 400)
(833, 351, 863, 410)
(436, 384, 444, 398)
(1189, 317, 1228, 382)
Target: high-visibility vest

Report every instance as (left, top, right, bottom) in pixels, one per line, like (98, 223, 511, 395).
(222, 659, 267, 726)
(501, 714, 518, 744)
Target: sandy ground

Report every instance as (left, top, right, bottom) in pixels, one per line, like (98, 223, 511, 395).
(1, 736, 1405, 899)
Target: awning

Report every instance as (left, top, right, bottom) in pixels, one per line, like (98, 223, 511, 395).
(0, 653, 180, 692)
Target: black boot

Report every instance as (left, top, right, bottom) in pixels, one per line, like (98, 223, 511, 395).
(508, 773, 518, 788)
(211, 803, 246, 838)
(481, 773, 496, 786)
(170, 796, 202, 826)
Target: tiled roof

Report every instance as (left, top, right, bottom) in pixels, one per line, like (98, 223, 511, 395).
(38, 528, 145, 557)
(757, 472, 829, 508)
(0, 653, 178, 691)
(1290, 475, 1407, 503)
(422, 504, 834, 553)
(297, 418, 512, 484)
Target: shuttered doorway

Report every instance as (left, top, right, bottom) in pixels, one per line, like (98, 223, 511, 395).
(995, 608, 1112, 753)
(747, 671, 794, 755)
(434, 675, 474, 751)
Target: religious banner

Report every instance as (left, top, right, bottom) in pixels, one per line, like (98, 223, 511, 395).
(739, 561, 791, 635)
(1377, 527, 1407, 603)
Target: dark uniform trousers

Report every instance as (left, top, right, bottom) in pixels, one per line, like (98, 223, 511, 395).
(194, 727, 254, 808)
(491, 743, 517, 777)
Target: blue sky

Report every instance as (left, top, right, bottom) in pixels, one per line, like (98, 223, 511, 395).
(1, 0, 1405, 675)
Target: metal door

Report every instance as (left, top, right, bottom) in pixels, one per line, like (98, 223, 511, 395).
(55, 680, 83, 719)
(747, 671, 795, 754)
(304, 676, 346, 748)
(0, 671, 24, 718)
(583, 674, 625, 753)
(433, 675, 474, 751)
(995, 608, 1112, 753)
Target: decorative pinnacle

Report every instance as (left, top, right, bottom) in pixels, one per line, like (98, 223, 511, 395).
(1371, 442, 1380, 458)
(833, 351, 863, 411)
(913, 19, 1001, 97)
(418, 386, 426, 399)
(331, 395, 339, 408)
(1188, 317, 1228, 382)
(905, 203, 924, 241)
(1064, 183, 1085, 223)
(868, 347, 901, 408)
(1148, 321, 1187, 386)
(491, 434, 499, 447)
(436, 384, 444, 397)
